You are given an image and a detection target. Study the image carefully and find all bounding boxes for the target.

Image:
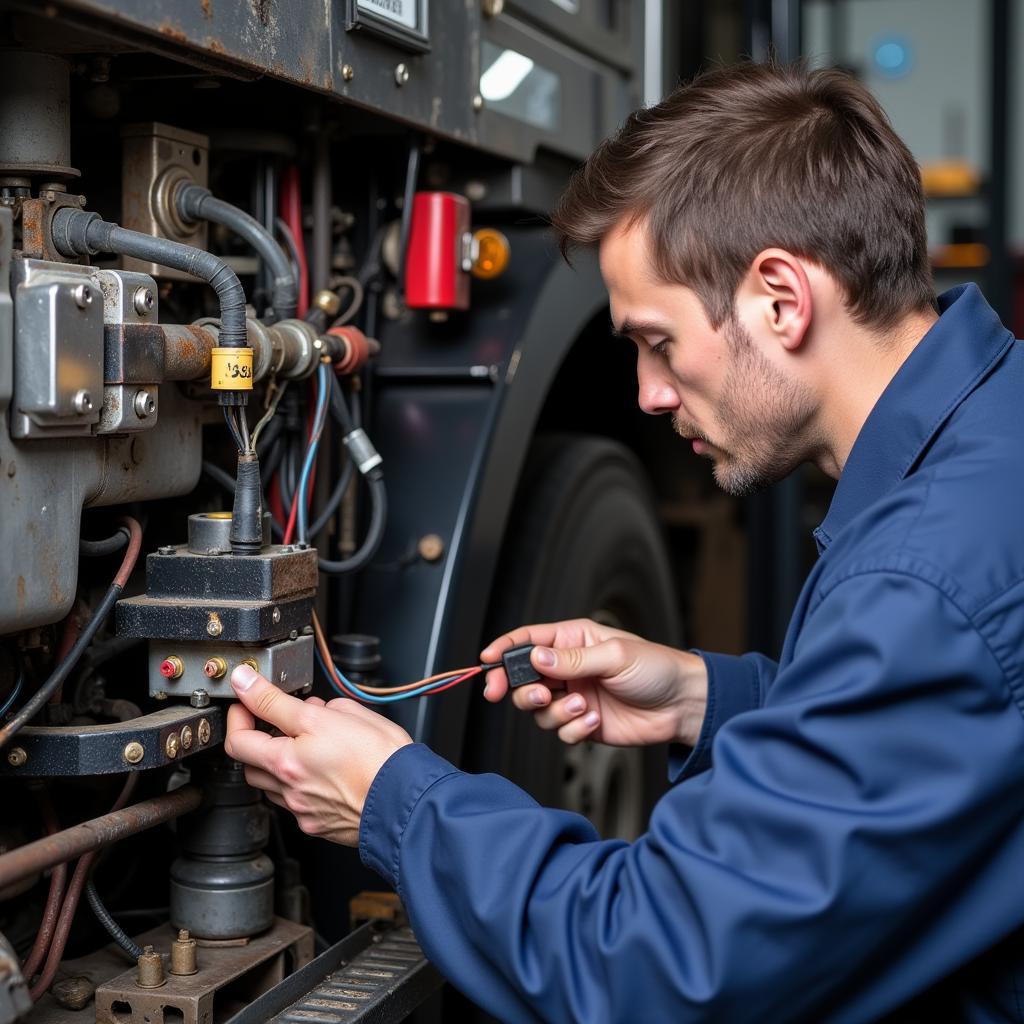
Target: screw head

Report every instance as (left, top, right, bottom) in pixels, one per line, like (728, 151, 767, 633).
(472, 94, 484, 112)
(342, 63, 354, 81)
(197, 718, 211, 745)
(71, 283, 92, 309)
(272, 606, 281, 624)
(6, 747, 27, 768)
(124, 741, 145, 764)
(206, 614, 223, 638)
(158, 545, 176, 556)
(180, 725, 193, 750)
(133, 389, 155, 419)
(165, 733, 180, 759)
(133, 286, 154, 316)
(190, 689, 210, 708)
(394, 63, 409, 86)
(72, 389, 93, 415)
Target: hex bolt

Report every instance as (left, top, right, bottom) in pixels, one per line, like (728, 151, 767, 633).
(272, 607, 281, 624)
(136, 946, 165, 989)
(133, 286, 154, 316)
(206, 613, 223, 638)
(123, 741, 145, 765)
(133, 390, 155, 419)
(72, 389, 93, 415)
(394, 63, 409, 86)
(71, 283, 92, 309)
(190, 689, 210, 708)
(6, 747, 27, 768)
(169, 930, 198, 976)
(180, 725, 193, 750)
(165, 733, 180, 759)
(197, 718, 211, 745)
(342, 63, 354, 81)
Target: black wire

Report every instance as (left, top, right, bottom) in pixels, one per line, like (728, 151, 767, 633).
(85, 877, 145, 961)
(79, 527, 130, 558)
(317, 475, 386, 575)
(397, 135, 421, 295)
(0, 584, 121, 750)
(223, 406, 245, 451)
(202, 460, 237, 494)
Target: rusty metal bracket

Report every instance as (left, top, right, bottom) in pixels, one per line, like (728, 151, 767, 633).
(0, 705, 223, 777)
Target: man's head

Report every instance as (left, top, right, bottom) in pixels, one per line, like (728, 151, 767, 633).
(553, 62, 936, 494)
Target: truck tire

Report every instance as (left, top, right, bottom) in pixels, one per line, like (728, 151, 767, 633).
(465, 432, 684, 839)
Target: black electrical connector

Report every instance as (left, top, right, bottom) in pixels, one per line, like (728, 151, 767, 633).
(482, 643, 542, 688)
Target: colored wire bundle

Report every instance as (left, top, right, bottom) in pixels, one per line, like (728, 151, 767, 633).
(311, 612, 482, 704)
(295, 361, 332, 545)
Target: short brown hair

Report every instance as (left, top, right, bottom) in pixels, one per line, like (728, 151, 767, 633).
(552, 61, 935, 331)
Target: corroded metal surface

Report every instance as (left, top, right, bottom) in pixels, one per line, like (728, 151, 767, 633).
(0, 786, 202, 892)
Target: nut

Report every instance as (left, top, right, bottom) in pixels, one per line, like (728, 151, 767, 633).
(133, 286, 154, 316)
(158, 545, 176, 556)
(206, 613, 223, 637)
(190, 689, 210, 708)
(6, 747, 27, 768)
(342, 63, 354, 81)
(418, 533, 445, 562)
(180, 725, 193, 750)
(124, 741, 145, 764)
(72, 389, 93, 415)
(394, 62, 409, 86)
(197, 718, 211, 745)
(133, 389, 155, 419)
(165, 733, 180, 759)
(71, 283, 92, 309)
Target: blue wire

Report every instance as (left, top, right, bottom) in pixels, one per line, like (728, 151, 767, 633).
(314, 650, 471, 704)
(296, 362, 332, 544)
(0, 669, 23, 718)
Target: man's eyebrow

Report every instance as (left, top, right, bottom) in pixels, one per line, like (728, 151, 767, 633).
(610, 317, 672, 339)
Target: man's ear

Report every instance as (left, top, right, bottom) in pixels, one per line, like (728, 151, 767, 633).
(741, 248, 812, 353)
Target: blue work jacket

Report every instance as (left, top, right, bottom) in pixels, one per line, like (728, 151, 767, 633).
(360, 284, 1024, 1023)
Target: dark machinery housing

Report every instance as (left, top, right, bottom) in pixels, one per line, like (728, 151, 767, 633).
(0, 3, 681, 1021)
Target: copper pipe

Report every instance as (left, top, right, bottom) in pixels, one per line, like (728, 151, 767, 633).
(21, 790, 66, 980)
(29, 774, 140, 1001)
(0, 785, 201, 893)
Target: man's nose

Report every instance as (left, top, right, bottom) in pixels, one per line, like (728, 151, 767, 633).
(636, 360, 680, 417)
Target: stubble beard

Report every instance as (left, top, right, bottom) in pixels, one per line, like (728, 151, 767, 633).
(674, 317, 818, 497)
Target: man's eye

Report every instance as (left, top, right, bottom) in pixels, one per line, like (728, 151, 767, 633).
(650, 340, 670, 359)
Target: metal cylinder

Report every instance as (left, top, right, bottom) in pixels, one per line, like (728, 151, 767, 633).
(169, 930, 198, 976)
(0, 52, 78, 179)
(169, 762, 274, 939)
(187, 511, 271, 554)
(135, 945, 165, 989)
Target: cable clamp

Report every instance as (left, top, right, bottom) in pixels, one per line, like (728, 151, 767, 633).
(344, 429, 383, 475)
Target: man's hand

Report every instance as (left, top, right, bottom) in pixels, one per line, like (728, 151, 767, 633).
(481, 619, 707, 748)
(224, 664, 413, 846)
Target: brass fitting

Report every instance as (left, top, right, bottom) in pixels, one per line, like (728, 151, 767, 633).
(169, 929, 198, 976)
(203, 656, 228, 679)
(136, 945, 165, 988)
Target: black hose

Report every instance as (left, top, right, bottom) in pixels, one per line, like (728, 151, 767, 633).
(79, 527, 130, 558)
(177, 184, 298, 323)
(50, 209, 247, 349)
(84, 878, 145, 961)
(317, 475, 387, 575)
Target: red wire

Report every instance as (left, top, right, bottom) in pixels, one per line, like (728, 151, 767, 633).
(325, 665, 482, 703)
(280, 165, 309, 317)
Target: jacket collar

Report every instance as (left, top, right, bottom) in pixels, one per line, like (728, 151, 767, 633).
(814, 284, 1015, 553)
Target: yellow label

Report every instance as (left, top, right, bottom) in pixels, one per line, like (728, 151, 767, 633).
(210, 347, 253, 390)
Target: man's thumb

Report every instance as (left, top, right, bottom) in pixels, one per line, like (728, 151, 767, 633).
(531, 640, 627, 681)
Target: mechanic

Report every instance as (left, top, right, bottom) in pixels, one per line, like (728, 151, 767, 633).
(224, 61, 1024, 1022)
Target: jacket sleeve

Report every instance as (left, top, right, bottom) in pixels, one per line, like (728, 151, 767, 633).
(669, 650, 778, 781)
(359, 571, 1024, 1024)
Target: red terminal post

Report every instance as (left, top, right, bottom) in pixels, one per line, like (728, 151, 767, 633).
(327, 325, 375, 376)
(404, 191, 471, 311)
(159, 655, 184, 680)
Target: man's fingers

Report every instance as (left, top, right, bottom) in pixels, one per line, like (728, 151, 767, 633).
(305, 696, 327, 707)
(223, 720, 285, 771)
(534, 692, 589, 731)
(511, 684, 552, 711)
(226, 699, 255, 735)
(243, 765, 283, 794)
(557, 709, 601, 745)
(231, 664, 313, 736)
